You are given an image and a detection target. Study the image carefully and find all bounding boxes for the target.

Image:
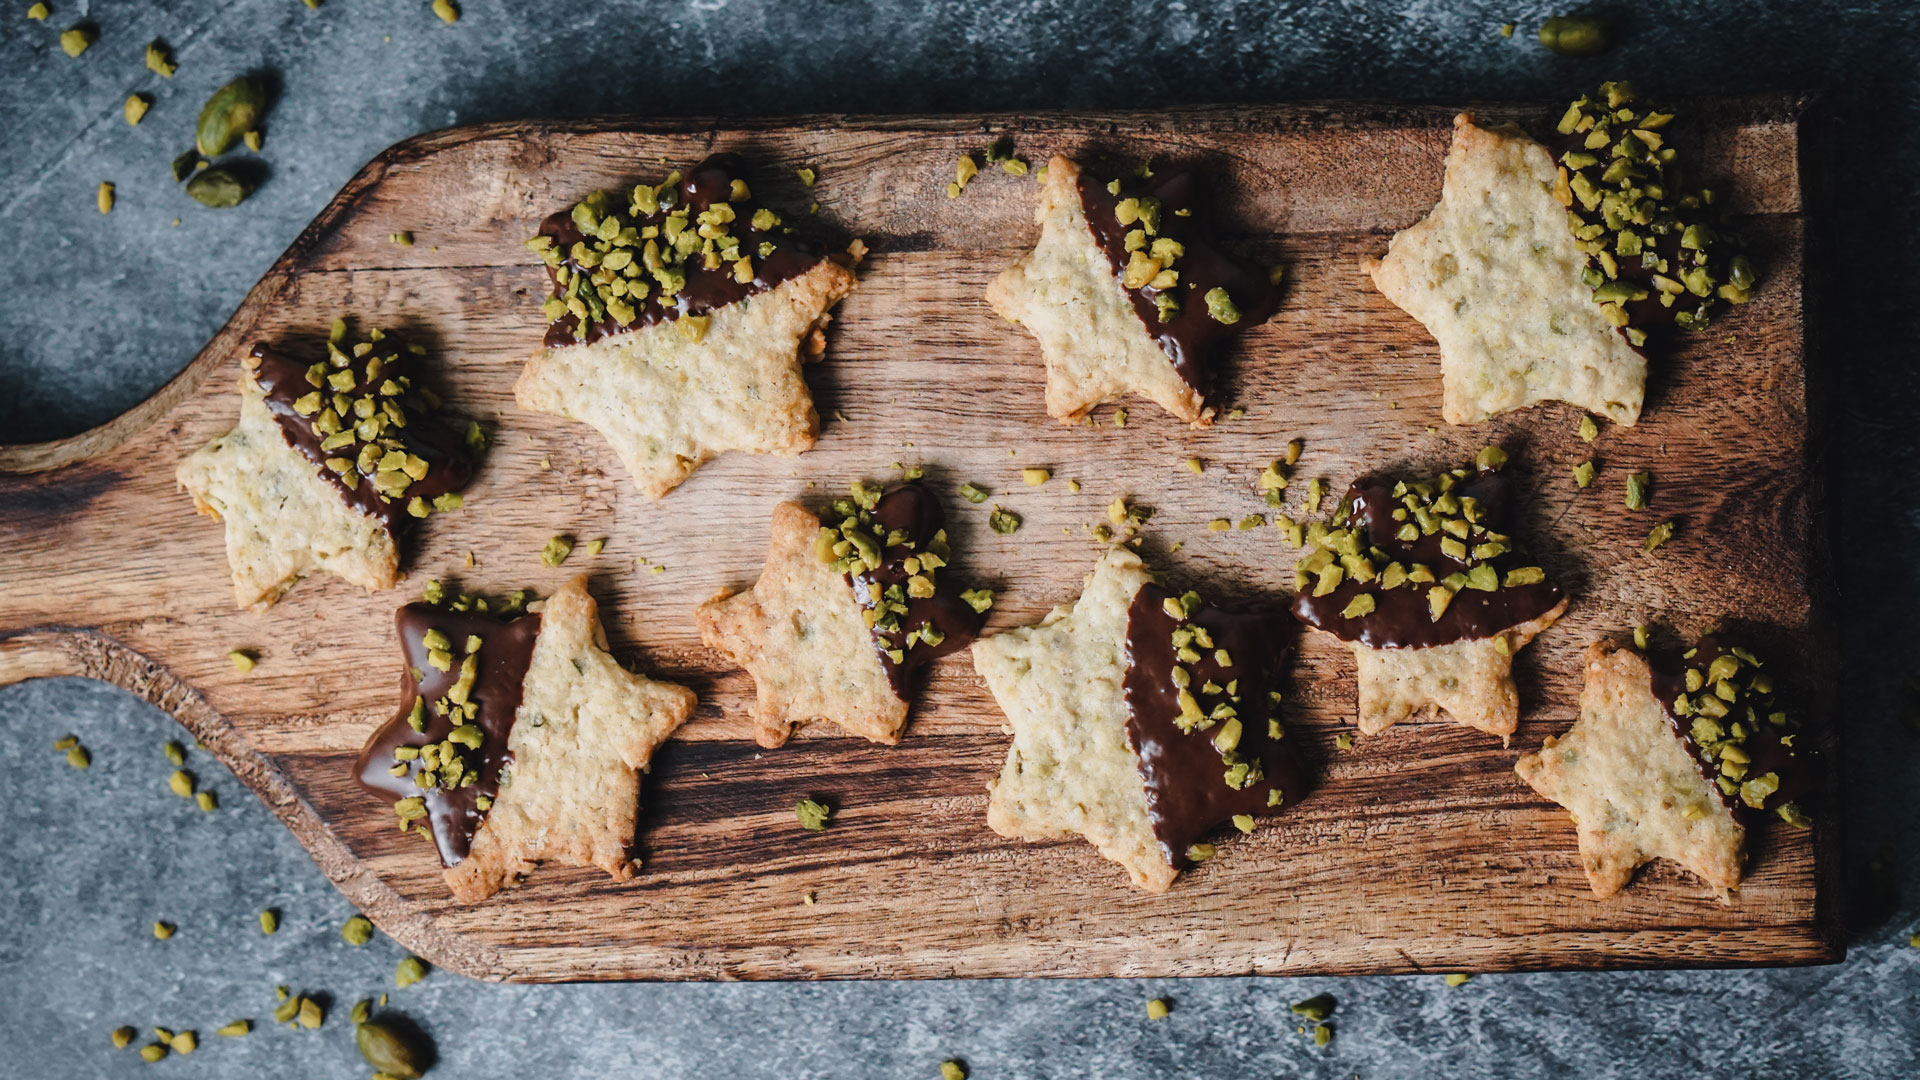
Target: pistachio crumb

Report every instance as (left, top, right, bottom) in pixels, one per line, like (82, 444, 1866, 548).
(124, 94, 150, 126)
(169, 1031, 196, 1055)
(96, 181, 114, 214)
(1335, 733, 1354, 751)
(1578, 414, 1599, 441)
(1314, 1023, 1334, 1047)
(112, 1026, 135, 1049)
(958, 481, 990, 504)
(1291, 993, 1336, 1022)
(163, 740, 185, 766)
(583, 537, 606, 558)
(228, 649, 257, 673)
(389, 231, 414, 247)
(1183, 456, 1204, 475)
(1207, 518, 1230, 532)
(1113, 408, 1128, 428)
(795, 797, 831, 831)
(342, 914, 374, 946)
(432, 0, 460, 23)
(65, 745, 91, 769)
(541, 534, 574, 567)
(940, 1062, 967, 1080)
(27, 2, 48, 20)
(1443, 973, 1472, 987)
(1145, 997, 1171, 1020)
(1021, 467, 1050, 486)
(1067, 478, 1081, 494)
(297, 997, 323, 1029)
(1644, 520, 1676, 552)
(988, 506, 1021, 535)
(152, 920, 176, 940)
(1572, 460, 1596, 488)
(1632, 625, 1650, 650)
(259, 909, 279, 935)
(216, 1020, 250, 1037)
(1624, 470, 1653, 510)
(168, 770, 194, 798)
(394, 956, 428, 988)
(144, 40, 176, 77)
(139, 1044, 168, 1063)
(59, 25, 93, 57)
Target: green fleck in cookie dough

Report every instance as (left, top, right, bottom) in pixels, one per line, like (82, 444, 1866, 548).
(795, 798, 831, 831)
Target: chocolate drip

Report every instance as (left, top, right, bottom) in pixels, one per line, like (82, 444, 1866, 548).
(1292, 468, 1563, 649)
(354, 604, 541, 866)
(1123, 584, 1306, 867)
(1646, 637, 1812, 818)
(537, 153, 825, 348)
(251, 342, 474, 533)
(1074, 167, 1282, 396)
(844, 484, 985, 699)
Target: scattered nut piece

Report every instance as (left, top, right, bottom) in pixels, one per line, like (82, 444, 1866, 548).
(795, 797, 831, 831)
(111, 1026, 135, 1049)
(1538, 14, 1612, 56)
(258, 909, 279, 935)
(394, 956, 429, 988)
(432, 0, 460, 23)
(1644, 520, 1675, 552)
(124, 94, 150, 126)
(1443, 973, 1472, 987)
(1021, 467, 1050, 486)
(216, 1020, 250, 1037)
(96, 181, 114, 214)
(144, 40, 176, 77)
(228, 649, 256, 672)
(152, 920, 176, 940)
(342, 914, 374, 946)
(1145, 997, 1171, 1020)
(541, 534, 574, 567)
(59, 24, 93, 57)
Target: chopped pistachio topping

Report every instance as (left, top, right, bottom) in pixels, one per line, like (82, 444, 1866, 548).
(26, 3, 48, 20)
(1644, 520, 1675, 552)
(958, 481, 989, 504)
(795, 797, 831, 831)
(1572, 460, 1596, 488)
(139, 1044, 168, 1063)
(1537, 14, 1611, 56)
(1186, 843, 1216, 862)
(541, 534, 574, 567)
(124, 94, 150, 126)
(1145, 998, 1171, 1020)
(1578, 414, 1600, 441)
(1204, 286, 1242, 324)
(169, 1031, 196, 1055)
(168, 770, 194, 798)
(1021, 467, 1050, 486)
(1554, 81, 1756, 335)
(66, 745, 90, 769)
(153, 920, 176, 940)
(1184, 456, 1204, 475)
(258, 908, 279, 935)
(1314, 1023, 1334, 1047)
(1443, 973, 1472, 987)
(216, 1020, 251, 1037)
(988, 506, 1021, 534)
(432, 0, 460, 23)
(112, 1026, 136, 1049)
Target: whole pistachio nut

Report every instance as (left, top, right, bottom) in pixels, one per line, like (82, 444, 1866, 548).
(195, 77, 268, 157)
(355, 1021, 423, 1079)
(1537, 15, 1611, 56)
(186, 167, 254, 209)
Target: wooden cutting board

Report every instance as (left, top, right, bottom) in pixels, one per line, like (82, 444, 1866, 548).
(0, 98, 1841, 982)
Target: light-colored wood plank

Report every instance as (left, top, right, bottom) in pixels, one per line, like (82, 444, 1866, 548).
(0, 99, 1839, 981)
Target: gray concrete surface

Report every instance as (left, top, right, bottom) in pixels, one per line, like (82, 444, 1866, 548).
(3, 1, 1918, 1077)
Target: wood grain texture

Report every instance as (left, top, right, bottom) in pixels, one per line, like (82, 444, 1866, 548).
(0, 99, 1841, 981)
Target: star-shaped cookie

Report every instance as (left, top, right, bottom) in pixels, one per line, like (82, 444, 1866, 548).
(515, 154, 858, 499)
(1365, 113, 1648, 426)
(177, 328, 476, 610)
(696, 483, 987, 747)
(355, 576, 696, 903)
(986, 155, 1281, 425)
(1518, 638, 1814, 899)
(974, 548, 1304, 893)
(1291, 450, 1568, 741)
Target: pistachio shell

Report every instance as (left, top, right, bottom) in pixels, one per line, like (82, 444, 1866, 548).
(186, 168, 254, 209)
(195, 78, 267, 157)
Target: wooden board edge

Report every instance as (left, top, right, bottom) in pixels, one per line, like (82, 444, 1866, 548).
(0, 626, 516, 981)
